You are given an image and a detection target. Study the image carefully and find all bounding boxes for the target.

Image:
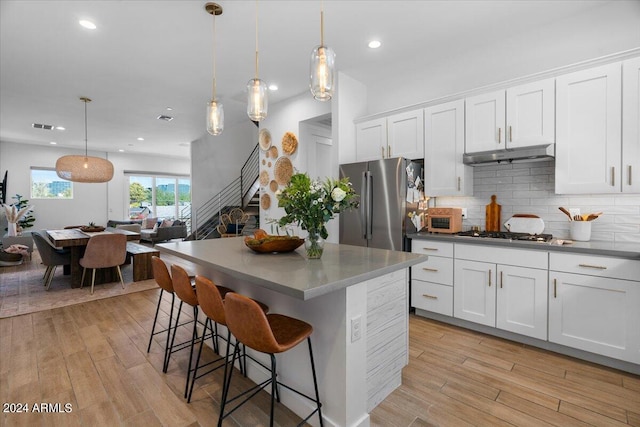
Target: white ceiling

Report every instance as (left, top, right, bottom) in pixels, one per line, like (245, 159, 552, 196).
(0, 0, 614, 159)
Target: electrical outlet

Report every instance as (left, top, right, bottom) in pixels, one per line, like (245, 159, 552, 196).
(569, 208, 581, 218)
(351, 316, 362, 342)
(461, 208, 468, 219)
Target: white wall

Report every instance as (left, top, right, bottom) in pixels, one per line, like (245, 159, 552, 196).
(364, 1, 640, 116)
(190, 121, 257, 212)
(335, 71, 367, 165)
(0, 141, 189, 230)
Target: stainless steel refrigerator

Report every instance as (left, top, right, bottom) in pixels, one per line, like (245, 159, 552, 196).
(339, 157, 421, 251)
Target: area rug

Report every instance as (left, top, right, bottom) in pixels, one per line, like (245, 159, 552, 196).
(0, 253, 159, 318)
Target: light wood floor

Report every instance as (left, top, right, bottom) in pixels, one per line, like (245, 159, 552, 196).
(1, 264, 639, 426)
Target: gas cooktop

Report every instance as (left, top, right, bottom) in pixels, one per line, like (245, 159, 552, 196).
(457, 230, 553, 242)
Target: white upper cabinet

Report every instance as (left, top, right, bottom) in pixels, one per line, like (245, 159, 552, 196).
(465, 79, 555, 154)
(424, 100, 473, 196)
(355, 117, 387, 162)
(465, 90, 506, 153)
(355, 109, 424, 162)
(555, 62, 622, 194)
(387, 109, 424, 160)
(623, 57, 640, 193)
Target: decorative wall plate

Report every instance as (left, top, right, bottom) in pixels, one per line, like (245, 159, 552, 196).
(268, 146, 278, 159)
(259, 170, 270, 186)
(259, 128, 272, 151)
(269, 180, 278, 192)
(282, 132, 298, 155)
(274, 157, 293, 185)
(260, 193, 271, 210)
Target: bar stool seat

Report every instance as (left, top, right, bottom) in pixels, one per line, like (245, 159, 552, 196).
(220, 293, 323, 427)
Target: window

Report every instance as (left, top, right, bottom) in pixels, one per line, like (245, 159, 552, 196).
(127, 174, 190, 220)
(30, 168, 72, 199)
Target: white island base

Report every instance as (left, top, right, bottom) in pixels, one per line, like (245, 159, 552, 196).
(157, 238, 425, 427)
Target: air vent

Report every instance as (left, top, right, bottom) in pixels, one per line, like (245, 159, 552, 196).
(32, 123, 54, 130)
(157, 115, 174, 122)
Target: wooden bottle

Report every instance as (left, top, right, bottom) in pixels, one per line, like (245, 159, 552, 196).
(485, 195, 501, 232)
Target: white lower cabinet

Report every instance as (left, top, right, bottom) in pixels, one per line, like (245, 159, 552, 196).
(549, 253, 640, 364)
(453, 244, 548, 339)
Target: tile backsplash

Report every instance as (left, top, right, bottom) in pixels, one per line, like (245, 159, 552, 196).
(433, 160, 640, 243)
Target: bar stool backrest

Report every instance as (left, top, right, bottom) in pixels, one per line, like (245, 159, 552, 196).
(152, 256, 174, 293)
(171, 264, 198, 306)
(194, 276, 226, 325)
(225, 292, 280, 354)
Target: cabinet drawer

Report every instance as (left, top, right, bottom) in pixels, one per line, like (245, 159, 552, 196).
(550, 253, 640, 282)
(455, 244, 548, 269)
(411, 240, 453, 257)
(411, 280, 453, 316)
(412, 256, 453, 285)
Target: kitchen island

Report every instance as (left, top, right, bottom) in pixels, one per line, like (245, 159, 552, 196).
(157, 237, 425, 427)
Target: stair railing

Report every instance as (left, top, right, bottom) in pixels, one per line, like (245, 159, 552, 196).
(192, 143, 260, 239)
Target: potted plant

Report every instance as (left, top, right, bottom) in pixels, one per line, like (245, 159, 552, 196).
(2, 194, 35, 236)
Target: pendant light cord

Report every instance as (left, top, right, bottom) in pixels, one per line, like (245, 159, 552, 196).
(255, 0, 259, 79)
(83, 99, 88, 158)
(212, 9, 217, 99)
(320, 0, 324, 46)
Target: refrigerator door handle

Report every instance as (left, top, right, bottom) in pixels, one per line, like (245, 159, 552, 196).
(367, 171, 373, 239)
(361, 171, 368, 239)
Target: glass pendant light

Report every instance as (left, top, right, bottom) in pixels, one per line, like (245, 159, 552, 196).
(247, 0, 267, 121)
(206, 3, 224, 135)
(55, 97, 114, 183)
(310, 1, 335, 101)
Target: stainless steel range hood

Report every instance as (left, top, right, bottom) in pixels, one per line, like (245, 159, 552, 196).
(463, 144, 555, 166)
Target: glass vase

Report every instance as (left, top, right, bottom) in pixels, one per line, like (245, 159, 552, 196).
(305, 230, 325, 259)
(7, 222, 17, 237)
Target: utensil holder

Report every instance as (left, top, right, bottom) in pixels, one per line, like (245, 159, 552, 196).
(570, 221, 591, 241)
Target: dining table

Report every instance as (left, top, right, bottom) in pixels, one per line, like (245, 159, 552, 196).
(46, 227, 140, 288)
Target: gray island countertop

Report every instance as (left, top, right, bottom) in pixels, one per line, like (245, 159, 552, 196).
(157, 237, 426, 300)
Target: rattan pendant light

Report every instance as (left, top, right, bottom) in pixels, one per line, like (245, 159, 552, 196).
(309, 1, 335, 101)
(246, 0, 267, 121)
(206, 2, 224, 135)
(55, 97, 114, 183)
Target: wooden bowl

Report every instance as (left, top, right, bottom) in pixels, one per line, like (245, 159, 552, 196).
(80, 226, 105, 232)
(245, 236, 304, 253)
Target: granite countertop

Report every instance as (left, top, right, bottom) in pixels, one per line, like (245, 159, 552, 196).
(409, 232, 640, 260)
(157, 237, 426, 300)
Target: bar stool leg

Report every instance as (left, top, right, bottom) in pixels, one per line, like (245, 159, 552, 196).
(184, 305, 200, 398)
(270, 354, 277, 427)
(218, 340, 241, 427)
(165, 299, 184, 372)
(187, 317, 210, 403)
(163, 294, 176, 373)
(147, 288, 164, 353)
(308, 338, 324, 427)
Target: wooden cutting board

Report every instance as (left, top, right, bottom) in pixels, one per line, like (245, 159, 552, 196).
(485, 195, 501, 232)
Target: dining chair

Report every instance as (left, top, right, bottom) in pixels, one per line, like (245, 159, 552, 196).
(32, 230, 71, 290)
(79, 233, 127, 294)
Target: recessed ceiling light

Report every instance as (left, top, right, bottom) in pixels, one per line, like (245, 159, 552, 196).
(137, 137, 144, 141)
(157, 115, 173, 122)
(166, 107, 173, 111)
(79, 20, 96, 30)
(55, 126, 65, 131)
(368, 40, 382, 49)
(118, 149, 125, 152)
(49, 141, 57, 145)
(269, 84, 278, 91)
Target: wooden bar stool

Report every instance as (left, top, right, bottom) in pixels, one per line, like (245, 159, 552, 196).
(187, 277, 269, 403)
(170, 264, 232, 399)
(219, 293, 323, 427)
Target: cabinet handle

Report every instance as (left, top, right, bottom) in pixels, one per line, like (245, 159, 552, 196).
(611, 166, 615, 186)
(488, 269, 492, 287)
(509, 126, 512, 142)
(578, 263, 607, 270)
(388, 146, 391, 158)
(457, 177, 461, 191)
(553, 278, 557, 298)
(498, 128, 502, 144)
(629, 165, 632, 186)
(381, 146, 385, 159)
(422, 267, 438, 272)
(422, 247, 439, 251)
(422, 294, 438, 300)
(500, 271, 503, 288)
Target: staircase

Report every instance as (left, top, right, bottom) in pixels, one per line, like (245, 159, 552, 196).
(184, 143, 260, 240)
